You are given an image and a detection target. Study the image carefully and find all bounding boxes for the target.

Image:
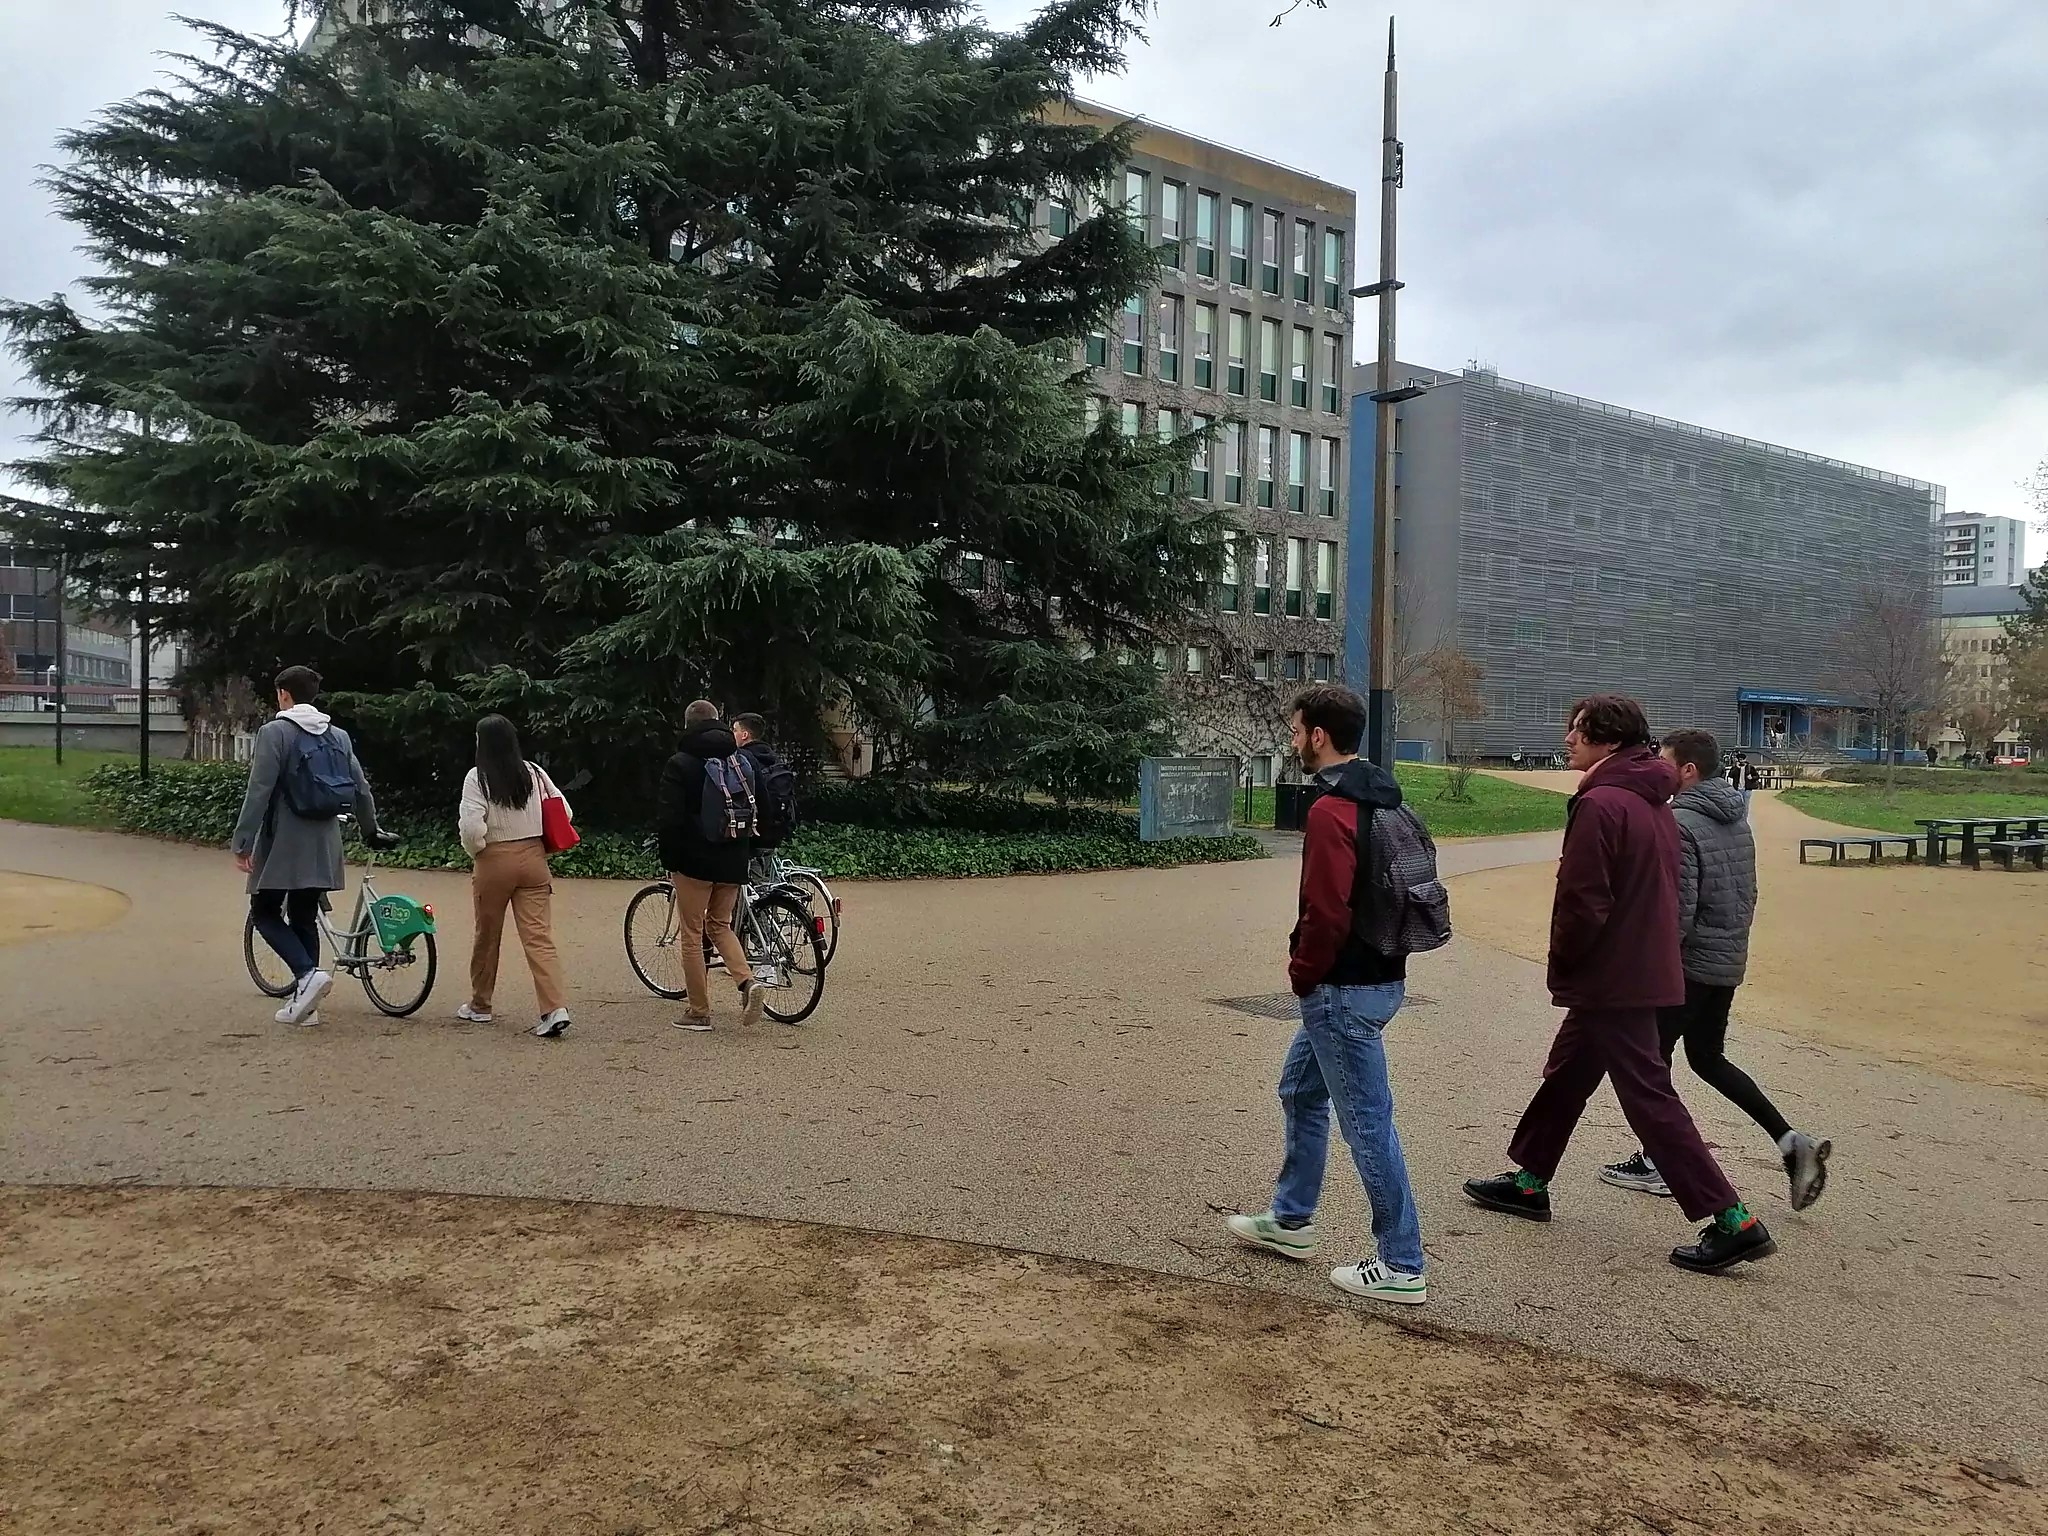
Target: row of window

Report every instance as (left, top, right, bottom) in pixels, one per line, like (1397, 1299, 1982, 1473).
(1089, 302, 1345, 413)
(1092, 400, 1343, 517)
(1168, 646, 1336, 683)
(1058, 174, 1349, 310)
(1215, 534, 1340, 620)
(2, 594, 58, 620)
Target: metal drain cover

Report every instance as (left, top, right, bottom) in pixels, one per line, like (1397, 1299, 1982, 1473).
(1210, 992, 1433, 1020)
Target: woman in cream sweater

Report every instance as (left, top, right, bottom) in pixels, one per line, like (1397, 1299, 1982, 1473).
(458, 715, 572, 1038)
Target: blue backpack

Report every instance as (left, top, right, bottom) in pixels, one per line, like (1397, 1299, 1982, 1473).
(699, 751, 759, 843)
(280, 726, 356, 820)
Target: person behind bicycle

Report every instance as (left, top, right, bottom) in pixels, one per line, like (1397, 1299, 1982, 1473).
(230, 665, 390, 1028)
(731, 712, 798, 882)
(657, 700, 765, 1031)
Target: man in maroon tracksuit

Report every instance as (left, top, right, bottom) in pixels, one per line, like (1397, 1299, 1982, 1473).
(1463, 694, 1776, 1273)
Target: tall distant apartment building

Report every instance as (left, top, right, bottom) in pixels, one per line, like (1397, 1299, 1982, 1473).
(1938, 511, 2026, 589)
(1349, 364, 1944, 759)
(1051, 104, 1355, 784)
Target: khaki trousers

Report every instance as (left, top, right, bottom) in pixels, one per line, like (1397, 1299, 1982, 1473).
(670, 874, 751, 1018)
(470, 838, 566, 1015)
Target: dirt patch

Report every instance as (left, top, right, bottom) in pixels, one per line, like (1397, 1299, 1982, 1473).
(1450, 792, 2048, 1097)
(3, 1184, 2037, 1535)
(0, 869, 129, 946)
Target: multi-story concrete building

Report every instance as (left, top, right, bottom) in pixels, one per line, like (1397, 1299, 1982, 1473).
(0, 544, 133, 694)
(1051, 104, 1355, 785)
(1348, 364, 1944, 759)
(1938, 511, 2026, 589)
(1938, 582, 2029, 760)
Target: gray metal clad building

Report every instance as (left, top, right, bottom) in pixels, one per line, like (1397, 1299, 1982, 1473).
(1349, 364, 1944, 757)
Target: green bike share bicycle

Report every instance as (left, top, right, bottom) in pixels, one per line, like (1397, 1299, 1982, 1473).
(242, 815, 439, 1016)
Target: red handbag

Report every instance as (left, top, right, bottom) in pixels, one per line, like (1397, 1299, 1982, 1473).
(536, 766, 579, 855)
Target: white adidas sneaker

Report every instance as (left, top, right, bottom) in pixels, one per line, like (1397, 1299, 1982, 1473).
(1330, 1260, 1427, 1306)
(1226, 1211, 1322, 1261)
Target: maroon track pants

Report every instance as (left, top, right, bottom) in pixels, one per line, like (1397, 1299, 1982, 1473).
(1508, 1006, 1740, 1221)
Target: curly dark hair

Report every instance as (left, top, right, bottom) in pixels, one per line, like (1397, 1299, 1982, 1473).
(1568, 694, 1652, 749)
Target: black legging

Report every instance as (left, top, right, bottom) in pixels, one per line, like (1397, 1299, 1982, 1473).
(1657, 979, 1792, 1143)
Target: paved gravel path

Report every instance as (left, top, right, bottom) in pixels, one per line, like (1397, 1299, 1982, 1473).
(4, 817, 2042, 1467)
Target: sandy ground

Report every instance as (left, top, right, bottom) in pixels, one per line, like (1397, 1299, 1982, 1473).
(0, 869, 128, 946)
(1453, 788, 2048, 1096)
(5, 812, 2048, 1502)
(6, 1183, 2041, 1536)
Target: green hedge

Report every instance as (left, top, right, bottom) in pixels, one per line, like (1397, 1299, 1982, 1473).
(81, 762, 1263, 880)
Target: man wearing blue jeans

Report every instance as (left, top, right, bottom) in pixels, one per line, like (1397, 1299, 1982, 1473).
(1226, 684, 1428, 1305)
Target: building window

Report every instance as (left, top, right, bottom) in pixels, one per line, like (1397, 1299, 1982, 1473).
(1049, 196, 1077, 238)
(1286, 536, 1305, 616)
(1124, 168, 1149, 236)
(1319, 438, 1340, 516)
(1250, 750, 1274, 785)
(959, 552, 987, 591)
(1283, 650, 1306, 681)
(1194, 302, 1217, 390)
(1152, 644, 1170, 671)
(1322, 228, 1345, 309)
(1156, 407, 1179, 494)
(1227, 311, 1249, 396)
(1082, 395, 1103, 431)
(1122, 294, 1143, 375)
(1291, 326, 1312, 407)
(1312, 652, 1334, 681)
(1190, 413, 1212, 498)
(1195, 190, 1219, 277)
(1224, 421, 1246, 503)
(1288, 431, 1309, 512)
(1320, 334, 1342, 413)
(1160, 180, 1184, 263)
(1120, 400, 1141, 439)
(1253, 539, 1273, 615)
(1220, 539, 1239, 612)
(1156, 293, 1181, 382)
(1260, 210, 1282, 294)
(1229, 200, 1252, 286)
(1186, 644, 1208, 675)
(1258, 426, 1279, 508)
(1293, 219, 1314, 303)
(1085, 321, 1107, 368)
(1259, 318, 1281, 402)
(1315, 540, 1336, 619)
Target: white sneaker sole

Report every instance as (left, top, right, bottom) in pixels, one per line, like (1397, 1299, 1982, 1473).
(283, 972, 333, 1026)
(1599, 1169, 1673, 1198)
(1226, 1219, 1320, 1262)
(1329, 1267, 1428, 1306)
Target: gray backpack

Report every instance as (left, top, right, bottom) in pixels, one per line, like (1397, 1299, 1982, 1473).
(1352, 803, 1452, 956)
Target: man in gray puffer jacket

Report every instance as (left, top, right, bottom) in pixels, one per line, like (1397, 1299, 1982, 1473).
(1601, 729, 1832, 1210)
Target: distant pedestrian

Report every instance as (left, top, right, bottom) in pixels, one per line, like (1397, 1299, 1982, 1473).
(456, 715, 573, 1039)
(230, 665, 391, 1028)
(1463, 695, 1777, 1273)
(1602, 730, 1829, 1208)
(656, 701, 766, 1031)
(1225, 683, 1442, 1306)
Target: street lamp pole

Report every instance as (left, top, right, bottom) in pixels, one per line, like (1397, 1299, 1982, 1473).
(1359, 19, 1404, 765)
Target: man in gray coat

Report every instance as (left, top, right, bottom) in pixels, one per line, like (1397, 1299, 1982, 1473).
(1601, 728, 1831, 1210)
(231, 665, 389, 1027)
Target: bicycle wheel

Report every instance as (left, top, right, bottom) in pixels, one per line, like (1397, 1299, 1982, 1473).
(786, 871, 840, 967)
(362, 933, 437, 1017)
(243, 913, 299, 998)
(746, 891, 826, 1024)
(624, 881, 687, 1000)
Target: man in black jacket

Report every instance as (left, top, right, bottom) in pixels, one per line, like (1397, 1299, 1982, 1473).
(732, 711, 796, 878)
(656, 700, 764, 1030)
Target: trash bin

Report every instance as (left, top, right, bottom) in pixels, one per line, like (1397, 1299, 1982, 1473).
(1273, 781, 1322, 832)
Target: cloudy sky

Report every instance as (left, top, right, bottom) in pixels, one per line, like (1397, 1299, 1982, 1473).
(3, 1, 2042, 562)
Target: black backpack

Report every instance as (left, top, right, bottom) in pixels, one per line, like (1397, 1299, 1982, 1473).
(280, 726, 356, 820)
(1351, 803, 1452, 956)
(749, 751, 799, 847)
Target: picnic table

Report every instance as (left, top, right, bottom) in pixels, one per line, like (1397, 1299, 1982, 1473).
(1915, 816, 2048, 869)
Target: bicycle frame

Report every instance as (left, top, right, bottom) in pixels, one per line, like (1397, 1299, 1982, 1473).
(316, 840, 434, 973)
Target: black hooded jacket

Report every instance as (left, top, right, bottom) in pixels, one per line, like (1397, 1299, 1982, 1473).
(657, 722, 753, 884)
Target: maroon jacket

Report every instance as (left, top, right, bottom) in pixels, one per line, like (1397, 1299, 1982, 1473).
(1547, 746, 1685, 1011)
(1288, 757, 1406, 996)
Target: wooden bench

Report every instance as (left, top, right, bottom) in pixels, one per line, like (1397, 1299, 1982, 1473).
(1799, 836, 1920, 865)
(1981, 839, 2048, 872)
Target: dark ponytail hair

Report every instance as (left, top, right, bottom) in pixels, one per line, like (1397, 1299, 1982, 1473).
(475, 715, 533, 811)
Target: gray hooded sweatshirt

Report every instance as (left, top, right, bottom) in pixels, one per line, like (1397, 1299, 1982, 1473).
(1671, 775, 1756, 987)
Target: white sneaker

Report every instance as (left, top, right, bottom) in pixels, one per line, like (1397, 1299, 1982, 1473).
(1600, 1151, 1672, 1198)
(281, 970, 332, 1026)
(739, 982, 766, 1027)
(1330, 1260, 1427, 1306)
(277, 1003, 323, 1027)
(455, 1003, 494, 1024)
(296, 1011, 320, 1029)
(1226, 1211, 1322, 1261)
(534, 1008, 571, 1039)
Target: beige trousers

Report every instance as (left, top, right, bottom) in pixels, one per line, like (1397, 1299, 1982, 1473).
(470, 838, 566, 1015)
(670, 874, 751, 1018)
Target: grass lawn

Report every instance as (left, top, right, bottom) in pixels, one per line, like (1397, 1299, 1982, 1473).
(1782, 786, 2048, 837)
(0, 747, 131, 828)
(1242, 765, 1568, 839)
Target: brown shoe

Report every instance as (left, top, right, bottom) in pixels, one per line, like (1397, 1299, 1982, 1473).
(672, 1013, 713, 1032)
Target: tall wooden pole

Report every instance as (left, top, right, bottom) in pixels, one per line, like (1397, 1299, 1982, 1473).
(1364, 19, 1403, 765)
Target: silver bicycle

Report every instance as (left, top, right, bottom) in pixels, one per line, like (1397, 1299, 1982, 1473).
(623, 855, 827, 1024)
(751, 849, 841, 966)
(242, 816, 439, 1017)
